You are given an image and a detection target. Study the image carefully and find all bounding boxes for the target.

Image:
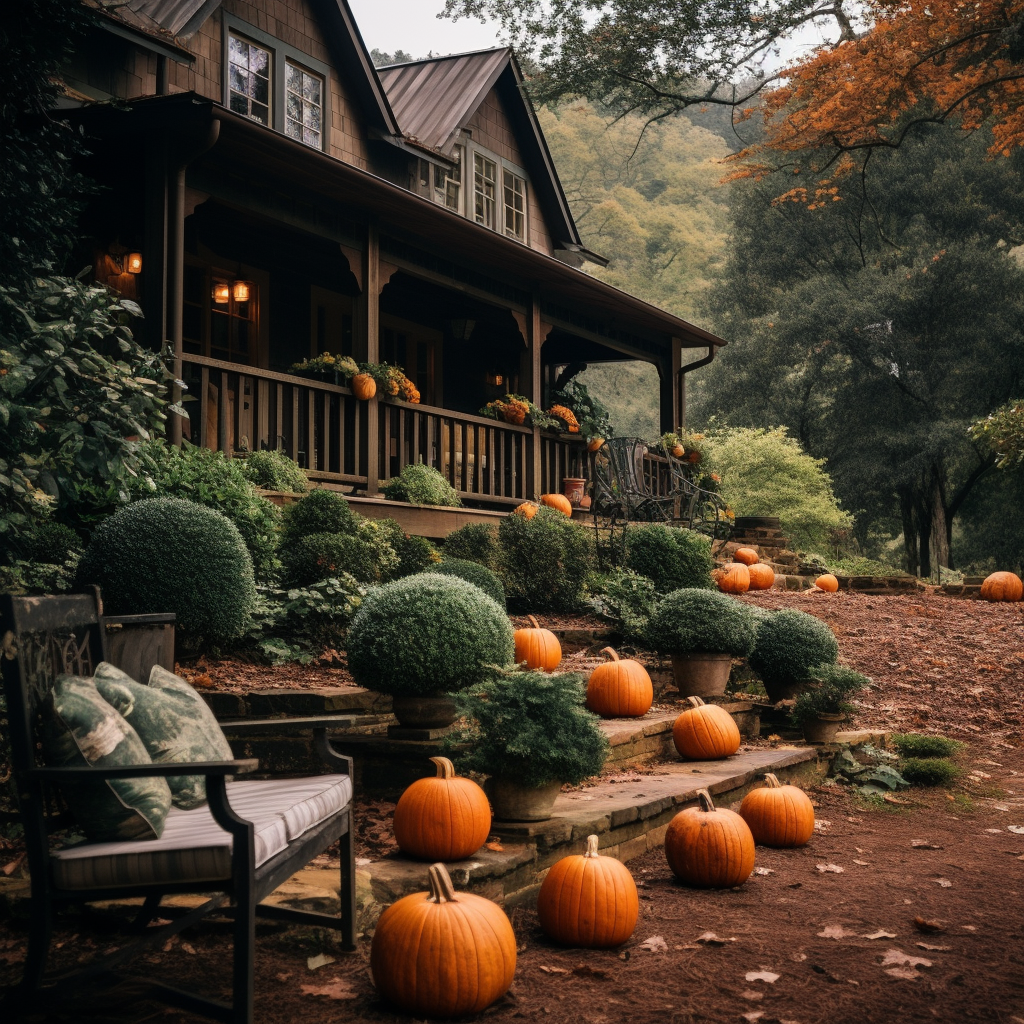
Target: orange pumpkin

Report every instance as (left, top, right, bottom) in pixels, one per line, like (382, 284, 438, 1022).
(980, 571, 1024, 602)
(587, 437, 605, 452)
(814, 573, 839, 593)
(351, 372, 376, 400)
(734, 547, 759, 566)
(747, 563, 775, 590)
(672, 696, 741, 760)
(664, 789, 755, 888)
(514, 615, 561, 671)
(537, 834, 638, 948)
(586, 647, 653, 719)
(513, 502, 539, 519)
(739, 772, 815, 848)
(371, 862, 516, 1016)
(713, 562, 750, 594)
(540, 492, 573, 516)
(670, 443, 685, 458)
(394, 757, 492, 861)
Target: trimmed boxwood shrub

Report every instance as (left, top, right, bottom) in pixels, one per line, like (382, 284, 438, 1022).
(624, 524, 715, 592)
(432, 558, 506, 608)
(442, 523, 498, 567)
(346, 573, 514, 697)
(891, 733, 964, 759)
(899, 757, 962, 787)
(242, 450, 309, 493)
(497, 507, 594, 612)
(26, 520, 82, 564)
(393, 533, 441, 577)
(282, 488, 357, 541)
(282, 532, 386, 586)
(76, 497, 255, 642)
(646, 588, 758, 655)
(382, 463, 462, 507)
(750, 609, 839, 687)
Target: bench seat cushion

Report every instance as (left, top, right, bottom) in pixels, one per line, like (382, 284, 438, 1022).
(51, 774, 352, 890)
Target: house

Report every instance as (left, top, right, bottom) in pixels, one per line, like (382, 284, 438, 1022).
(58, 0, 724, 531)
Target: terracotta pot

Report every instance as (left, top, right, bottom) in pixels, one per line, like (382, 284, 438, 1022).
(391, 693, 458, 730)
(670, 652, 733, 698)
(351, 372, 376, 400)
(801, 713, 846, 744)
(491, 778, 562, 821)
(562, 477, 587, 507)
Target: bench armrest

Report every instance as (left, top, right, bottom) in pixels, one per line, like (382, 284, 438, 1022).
(25, 759, 258, 781)
(218, 716, 358, 733)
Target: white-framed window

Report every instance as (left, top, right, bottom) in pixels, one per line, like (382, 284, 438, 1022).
(285, 61, 324, 149)
(503, 168, 526, 241)
(474, 153, 497, 229)
(432, 146, 463, 212)
(228, 33, 271, 125)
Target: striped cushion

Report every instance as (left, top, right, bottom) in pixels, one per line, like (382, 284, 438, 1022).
(51, 774, 352, 890)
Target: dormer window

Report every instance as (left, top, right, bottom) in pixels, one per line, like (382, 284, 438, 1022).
(503, 170, 526, 241)
(228, 34, 271, 125)
(285, 62, 324, 149)
(474, 154, 497, 230)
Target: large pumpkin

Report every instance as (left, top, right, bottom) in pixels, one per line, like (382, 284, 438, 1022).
(371, 862, 516, 1016)
(734, 547, 759, 566)
(747, 563, 775, 591)
(513, 502, 539, 519)
(713, 562, 750, 594)
(664, 789, 755, 888)
(394, 757, 492, 861)
(350, 372, 376, 400)
(537, 834, 638, 948)
(540, 493, 573, 517)
(739, 773, 815, 847)
(586, 647, 653, 719)
(672, 696, 741, 760)
(814, 573, 839, 592)
(514, 615, 561, 672)
(980, 571, 1024, 602)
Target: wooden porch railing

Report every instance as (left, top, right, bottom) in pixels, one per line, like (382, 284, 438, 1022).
(642, 450, 675, 498)
(539, 433, 589, 496)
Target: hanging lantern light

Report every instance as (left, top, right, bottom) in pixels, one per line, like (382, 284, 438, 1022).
(232, 280, 252, 302)
(212, 282, 230, 304)
(125, 252, 143, 274)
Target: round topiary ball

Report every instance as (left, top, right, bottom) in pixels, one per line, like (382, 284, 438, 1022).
(282, 488, 357, 541)
(347, 573, 515, 697)
(750, 609, 839, 688)
(76, 497, 255, 642)
(282, 532, 384, 586)
(431, 558, 506, 608)
(646, 588, 758, 656)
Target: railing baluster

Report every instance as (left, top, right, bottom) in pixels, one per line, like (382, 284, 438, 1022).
(199, 366, 210, 448)
(218, 371, 229, 454)
(488, 427, 496, 497)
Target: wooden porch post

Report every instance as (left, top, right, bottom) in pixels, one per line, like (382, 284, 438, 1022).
(360, 223, 380, 495)
(527, 292, 543, 498)
(142, 136, 168, 359)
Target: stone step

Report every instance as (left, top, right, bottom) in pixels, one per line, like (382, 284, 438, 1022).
(202, 685, 390, 720)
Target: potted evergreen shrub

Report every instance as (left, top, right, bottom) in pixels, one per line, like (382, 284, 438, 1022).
(450, 668, 609, 821)
(346, 573, 514, 728)
(789, 664, 870, 743)
(646, 588, 758, 697)
(749, 609, 840, 703)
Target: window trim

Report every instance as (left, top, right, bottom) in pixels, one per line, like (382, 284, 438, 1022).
(466, 142, 529, 243)
(222, 13, 332, 153)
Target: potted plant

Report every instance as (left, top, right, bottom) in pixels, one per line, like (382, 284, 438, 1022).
(479, 394, 557, 429)
(749, 609, 840, 703)
(449, 667, 609, 821)
(646, 588, 758, 697)
(346, 573, 514, 729)
(789, 664, 870, 743)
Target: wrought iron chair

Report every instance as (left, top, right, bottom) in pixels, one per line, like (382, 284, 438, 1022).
(662, 447, 730, 537)
(589, 437, 676, 524)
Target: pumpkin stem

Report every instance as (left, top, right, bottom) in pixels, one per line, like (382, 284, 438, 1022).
(764, 773, 781, 789)
(430, 756, 456, 779)
(687, 696, 706, 708)
(600, 647, 620, 663)
(527, 615, 540, 629)
(584, 834, 600, 858)
(696, 789, 716, 813)
(427, 863, 458, 904)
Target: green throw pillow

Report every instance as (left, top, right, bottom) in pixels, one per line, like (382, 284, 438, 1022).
(93, 662, 234, 810)
(43, 675, 171, 842)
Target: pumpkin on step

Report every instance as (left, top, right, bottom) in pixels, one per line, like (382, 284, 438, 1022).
(713, 562, 750, 594)
(540, 493, 573, 516)
(980, 570, 1023, 602)
(393, 757, 491, 861)
(747, 563, 775, 590)
(371, 862, 516, 1016)
(664, 789, 755, 888)
(672, 696, 741, 760)
(514, 615, 561, 671)
(537, 834, 639, 948)
(814, 573, 839, 592)
(586, 648, 653, 719)
(739, 773, 815, 847)
(734, 547, 759, 566)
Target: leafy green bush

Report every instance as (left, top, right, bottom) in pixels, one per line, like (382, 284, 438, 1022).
(382, 464, 462, 507)
(890, 733, 964, 759)
(432, 558, 506, 608)
(347, 573, 514, 697)
(443, 523, 498, 567)
(282, 488, 357, 541)
(646, 588, 758, 655)
(450, 668, 609, 787)
(624, 524, 715, 591)
(789, 668, 865, 728)
(242, 450, 309, 493)
(497, 507, 594, 612)
(589, 568, 657, 643)
(393, 533, 441, 577)
(750, 609, 839, 687)
(76, 497, 256, 643)
(899, 757, 962, 787)
(25, 520, 82, 564)
(282, 532, 390, 586)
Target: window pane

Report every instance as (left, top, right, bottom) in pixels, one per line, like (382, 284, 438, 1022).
(250, 101, 269, 125)
(303, 74, 321, 104)
(286, 118, 302, 140)
(304, 103, 320, 129)
(253, 74, 268, 104)
(287, 93, 302, 121)
(229, 35, 246, 67)
(250, 46, 269, 74)
(303, 127, 320, 147)
(286, 62, 302, 92)
(229, 65, 246, 94)
(229, 92, 248, 115)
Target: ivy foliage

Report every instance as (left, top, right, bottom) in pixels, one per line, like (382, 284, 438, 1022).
(624, 524, 714, 592)
(750, 609, 839, 688)
(431, 557, 507, 608)
(382, 463, 462, 506)
(646, 587, 758, 656)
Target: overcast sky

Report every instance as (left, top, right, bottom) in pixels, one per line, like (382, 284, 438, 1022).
(348, 1, 505, 60)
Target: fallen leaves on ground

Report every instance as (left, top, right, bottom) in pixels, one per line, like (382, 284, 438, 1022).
(914, 917, 947, 933)
(745, 971, 780, 983)
(639, 935, 668, 952)
(306, 953, 334, 970)
(300, 978, 357, 1000)
(696, 931, 736, 945)
(816, 863, 845, 873)
(880, 948, 933, 980)
(864, 930, 897, 940)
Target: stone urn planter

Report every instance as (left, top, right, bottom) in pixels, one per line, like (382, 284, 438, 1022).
(391, 694, 459, 730)
(490, 778, 563, 822)
(800, 712, 846, 744)
(562, 476, 587, 507)
(670, 653, 733, 698)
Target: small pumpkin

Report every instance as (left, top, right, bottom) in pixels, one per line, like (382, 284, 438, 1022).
(351, 372, 376, 400)
(664, 788, 755, 888)
(586, 647, 653, 719)
(670, 443, 685, 458)
(713, 561, 750, 594)
(814, 573, 839, 593)
(747, 563, 775, 590)
(514, 615, 561, 672)
(739, 772, 815, 848)
(733, 547, 759, 566)
(371, 862, 516, 1016)
(537, 834, 639, 948)
(540, 492, 573, 516)
(980, 570, 1024, 602)
(513, 502, 539, 519)
(672, 696, 741, 760)
(587, 437, 605, 452)
(394, 757, 492, 861)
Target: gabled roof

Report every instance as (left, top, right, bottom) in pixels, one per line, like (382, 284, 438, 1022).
(377, 49, 591, 258)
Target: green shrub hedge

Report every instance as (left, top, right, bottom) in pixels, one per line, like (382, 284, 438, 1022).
(589, 568, 658, 643)
(432, 558, 506, 607)
(242, 450, 309, 493)
(393, 533, 441, 577)
(381, 464, 462, 507)
(624, 524, 715, 592)
(442, 523, 498, 567)
(282, 532, 387, 586)
(890, 733, 964, 759)
(346, 573, 514, 697)
(646, 588, 758, 655)
(899, 757, 961, 787)
(750, 609, 839, 687)
(77, 497, 255, 642)
(282, 488, 357, 541)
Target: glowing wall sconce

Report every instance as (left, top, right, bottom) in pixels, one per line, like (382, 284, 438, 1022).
(232, 280, 252, 302)
(212, 282, 231, 304)
(125, 252, 143, 274)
